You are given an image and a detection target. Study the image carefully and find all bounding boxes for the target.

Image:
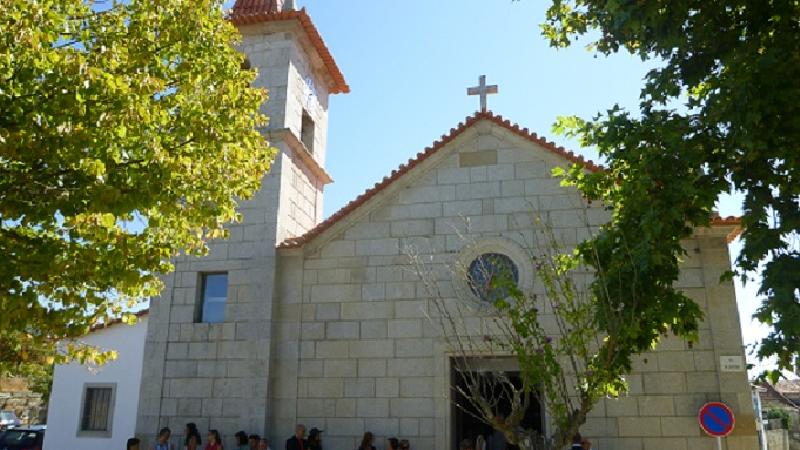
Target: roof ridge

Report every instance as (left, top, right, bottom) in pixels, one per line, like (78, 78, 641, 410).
(762, 382, 800, 410)
(277, 111, 601, 249)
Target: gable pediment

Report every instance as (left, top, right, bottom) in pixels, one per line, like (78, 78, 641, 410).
(278, 111, 602, 252)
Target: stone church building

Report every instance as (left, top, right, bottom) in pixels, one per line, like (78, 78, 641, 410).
(136, 1, 758, 449)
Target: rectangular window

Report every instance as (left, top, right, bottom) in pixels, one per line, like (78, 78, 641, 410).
(197, 272, 228, 323)
(78, 384, 115, 437)
(301, 110, 315, 154)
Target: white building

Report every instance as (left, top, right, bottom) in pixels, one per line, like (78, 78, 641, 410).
(44, 313, 148, 450)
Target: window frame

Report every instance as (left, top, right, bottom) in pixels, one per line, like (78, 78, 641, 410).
(195, 271, 229, 324)
(76, 382, 116, 438)
(455, 237, 533, 307)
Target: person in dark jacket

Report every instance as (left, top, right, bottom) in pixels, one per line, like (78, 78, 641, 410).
(357, 432, 376, 450)
(234, 431, 249, 450)
(308, 428, 323, 450)
(185, 423, 202, 450)
(570, 434, 583, 450)
(286, 425, 307, 450)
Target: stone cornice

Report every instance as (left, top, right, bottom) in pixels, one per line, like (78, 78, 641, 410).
(267, 128, 333, 185)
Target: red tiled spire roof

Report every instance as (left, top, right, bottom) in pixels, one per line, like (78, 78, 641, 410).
(278, 111, 603, 249)
(229, 3, 350, 94)
(710, 215, 743, 243)
(232, 0, 284, 15)
(710, 215, 741, 225)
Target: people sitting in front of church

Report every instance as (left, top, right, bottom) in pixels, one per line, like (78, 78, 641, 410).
(358, 432, 376, 450)
(128, 437, 141, 450)
(249, 434, 262, 450)
(154, 427, 174, 450)
(286, 424, 307, 450)
(234, 431, 249, 450)
(205, 429, 224, 450)
(398, 439, 410, 450)
(185, 423, 202, 450)
(308, 427, 323, 450)
(258, 437, 271, 450)
(386, 437, 399, 450)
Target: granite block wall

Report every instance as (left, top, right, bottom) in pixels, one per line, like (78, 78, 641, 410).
(273, 121, 757, 450)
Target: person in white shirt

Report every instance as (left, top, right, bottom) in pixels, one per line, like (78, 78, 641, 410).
(258, 438, 271, 450)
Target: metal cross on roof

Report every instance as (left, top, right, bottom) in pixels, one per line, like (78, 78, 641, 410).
(467, 75, 498, 112)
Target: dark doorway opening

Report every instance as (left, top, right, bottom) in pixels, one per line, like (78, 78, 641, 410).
(451, 363, 544, 450)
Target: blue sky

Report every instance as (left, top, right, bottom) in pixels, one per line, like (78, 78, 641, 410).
(227, 0, 770, 373)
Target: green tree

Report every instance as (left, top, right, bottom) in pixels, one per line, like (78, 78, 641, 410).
(542, 0, 800, 378)
(409, 221, 630, 450)
(0, 0, 275, 375)
(767, 408, 791, 430)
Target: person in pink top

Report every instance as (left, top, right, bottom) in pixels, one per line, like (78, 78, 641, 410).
(205, 429, 224, 450)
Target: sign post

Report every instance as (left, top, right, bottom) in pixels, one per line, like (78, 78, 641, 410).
(699, 402, 735, 449)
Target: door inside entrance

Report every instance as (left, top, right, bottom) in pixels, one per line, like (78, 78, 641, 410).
(451, 367, 544, 450)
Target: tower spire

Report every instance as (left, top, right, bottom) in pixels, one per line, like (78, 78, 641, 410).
(231, 0, 287, 15)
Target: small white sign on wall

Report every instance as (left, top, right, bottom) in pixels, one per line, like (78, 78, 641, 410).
(720, 355, 745, 372)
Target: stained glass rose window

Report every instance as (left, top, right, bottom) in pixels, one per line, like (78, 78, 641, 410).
(466, 253, 519, 302)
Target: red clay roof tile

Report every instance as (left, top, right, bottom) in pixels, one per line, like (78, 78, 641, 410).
(710, 215, 741, 225)
(232, 0, 283, 15)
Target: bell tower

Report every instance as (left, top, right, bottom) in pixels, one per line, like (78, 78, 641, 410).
(232, 0, 349, 239)
(135, 2, 348, 446)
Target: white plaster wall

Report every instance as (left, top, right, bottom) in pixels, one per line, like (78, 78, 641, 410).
(44, 317, 148, 450)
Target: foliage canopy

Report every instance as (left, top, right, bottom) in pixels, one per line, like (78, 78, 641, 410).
(0, 0, 274, 374)
(544, 0, 800, 377)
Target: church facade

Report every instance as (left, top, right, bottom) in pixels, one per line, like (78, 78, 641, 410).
(136, 2, 759, 450)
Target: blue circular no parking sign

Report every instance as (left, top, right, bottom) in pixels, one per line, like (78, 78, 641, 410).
(699, 402, 735, 437)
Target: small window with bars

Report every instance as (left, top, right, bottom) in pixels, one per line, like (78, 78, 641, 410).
(78, 384, 115, 436)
